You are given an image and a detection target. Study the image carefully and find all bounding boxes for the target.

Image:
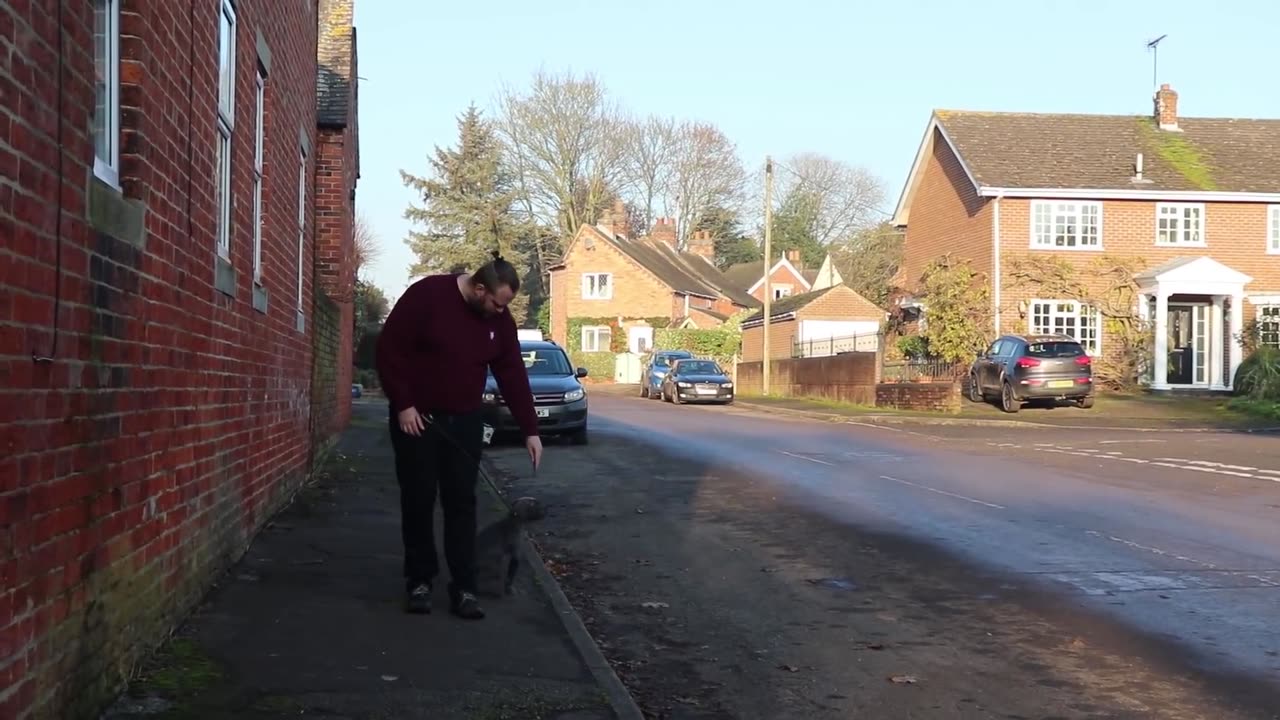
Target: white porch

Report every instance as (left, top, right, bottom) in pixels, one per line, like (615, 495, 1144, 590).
(1135, 257, 1252, 392)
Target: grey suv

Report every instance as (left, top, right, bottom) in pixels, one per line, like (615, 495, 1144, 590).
(967, 334, 1095, 413)
(482, 340, 589, 443)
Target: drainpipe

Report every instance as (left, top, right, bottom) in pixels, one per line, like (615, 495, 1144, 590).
(992, 193, 1003, 333)
(684, 293, 690, 317)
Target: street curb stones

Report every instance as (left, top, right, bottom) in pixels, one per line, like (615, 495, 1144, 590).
(732, 399, 1280, 434)
(479, 458, 646, 720)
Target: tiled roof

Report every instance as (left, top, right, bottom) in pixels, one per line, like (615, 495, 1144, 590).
(742, 286, 838, 324)
(587, 227, 759, 309)
(722, 261, 765, 290)
(742, 284, 885, 325)
(317, 0, 354, 127)
(936, 110, 1280, 193)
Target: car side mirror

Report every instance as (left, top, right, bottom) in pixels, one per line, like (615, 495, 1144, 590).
(576, 367, 588, 378)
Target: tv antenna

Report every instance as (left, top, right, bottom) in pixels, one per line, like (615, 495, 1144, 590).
(1146, 34, 1168, 91)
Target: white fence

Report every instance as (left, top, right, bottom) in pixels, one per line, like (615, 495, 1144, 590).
(792, 332, 881, 358)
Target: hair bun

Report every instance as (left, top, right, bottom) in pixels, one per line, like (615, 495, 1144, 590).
(490, 249, 502, 261)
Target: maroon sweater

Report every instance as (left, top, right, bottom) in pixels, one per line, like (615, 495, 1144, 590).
(375, 274, 539, 438)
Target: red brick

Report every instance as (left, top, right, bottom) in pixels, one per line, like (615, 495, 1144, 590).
(0, 1, 359, 717)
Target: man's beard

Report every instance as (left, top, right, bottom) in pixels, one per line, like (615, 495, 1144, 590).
(466, 295, 492, 317)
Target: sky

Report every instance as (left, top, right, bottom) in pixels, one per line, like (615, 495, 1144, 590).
(352, 0, 1280, 305)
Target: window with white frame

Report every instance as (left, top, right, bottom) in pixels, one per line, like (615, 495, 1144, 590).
(215, 0, 236, 261)
(581, 273, 612, 300)
(773, 285, 792, 300)
(295, 147, 307, 321)
(251, 68, 265, 284)
(1156, 203, 1204, 246)
(1268, 205, 1280, 254)
(92, 0, 120, 185)
(1259, 305, 1280, 348)
(1029, 300, 1101, 356)
(1030, 201, 1102, 249)
(581, 325, 611, 352)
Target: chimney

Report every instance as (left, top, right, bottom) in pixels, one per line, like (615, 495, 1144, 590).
(785, 248, 801, 267)
(650, 217, 677, 249)
(597, 199, 630, 238)
(687, 229, 715, 260)
(1154, 83, 1179, 131)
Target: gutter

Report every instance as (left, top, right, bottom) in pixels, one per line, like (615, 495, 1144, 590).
(992, 192, 1003, 333)
(742, 311, 798, 330)
(978, 186, 1280, 203)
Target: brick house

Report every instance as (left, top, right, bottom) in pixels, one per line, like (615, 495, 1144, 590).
(890, 84, 1280, 391)
(739, 285, 887, 362)
(547, 203, 758, 355)
(723, 249, 844, 303)
(0, 1, 359, 717)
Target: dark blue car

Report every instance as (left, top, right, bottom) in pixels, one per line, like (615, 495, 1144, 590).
(641, 350, 693, 400)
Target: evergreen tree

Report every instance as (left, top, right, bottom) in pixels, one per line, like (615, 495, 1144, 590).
(400, 105, 532, 322)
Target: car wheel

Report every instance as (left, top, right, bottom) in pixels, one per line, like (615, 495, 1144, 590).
(672, 390, 682, 405)
(1000, 381, 1020, 414)
(641, 384, 649, 399)
(1077, 396, 1095, 409)
(967, 374, 984, 403)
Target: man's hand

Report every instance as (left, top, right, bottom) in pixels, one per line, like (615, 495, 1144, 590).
(525, 435, 543, 472)
(398, 406, 427, 436)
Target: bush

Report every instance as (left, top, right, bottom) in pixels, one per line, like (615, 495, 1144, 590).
(896, 335, 930, 360)
(1233, 346, 1280, 401)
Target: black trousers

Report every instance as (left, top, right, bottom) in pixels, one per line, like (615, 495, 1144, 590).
(389, 408, 485, 595)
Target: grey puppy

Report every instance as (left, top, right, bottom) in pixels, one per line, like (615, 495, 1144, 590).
(474, 496, 547, 598)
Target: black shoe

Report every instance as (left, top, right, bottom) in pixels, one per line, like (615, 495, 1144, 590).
(406, 582, 432, 614)
(449, 590, 485, 620)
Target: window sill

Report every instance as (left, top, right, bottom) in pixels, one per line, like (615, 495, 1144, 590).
(1156, 242, 1207, 249)
(252, 282, 269, 314)
(1028, 244, 1104, 252)
(86, 170, 146, 248)
(215, 255, 237, 297)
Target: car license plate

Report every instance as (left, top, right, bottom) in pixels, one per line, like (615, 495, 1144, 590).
(1048, 380, 1074, 389)
(535, 408, 550, 418)
(696, 385, 717, 394)
(482, 424, 495, 445)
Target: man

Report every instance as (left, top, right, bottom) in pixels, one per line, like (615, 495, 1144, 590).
(376, 252, 543, 619)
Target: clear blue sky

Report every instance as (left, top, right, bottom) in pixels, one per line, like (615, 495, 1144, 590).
(353, 0, 1280, 304)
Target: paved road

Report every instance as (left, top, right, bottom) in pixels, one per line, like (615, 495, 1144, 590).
(486, 390, 1280, 719)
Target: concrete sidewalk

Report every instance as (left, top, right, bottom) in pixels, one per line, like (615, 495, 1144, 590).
(103, 400, 622, 720)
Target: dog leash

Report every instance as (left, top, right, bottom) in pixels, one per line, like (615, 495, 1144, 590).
(421, 412, 516, 513)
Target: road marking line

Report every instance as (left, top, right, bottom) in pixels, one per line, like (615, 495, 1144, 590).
(846, 421, 903, 433)
(778, 450, 834, 466)
(1154, 458, 1280, 477)
(878, 475, 1005, 509)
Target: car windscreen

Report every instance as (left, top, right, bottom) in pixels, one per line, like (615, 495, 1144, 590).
(1026, 342, 1085, 358)
(522, 349, 574, 375)
(676, 360, 721, 375)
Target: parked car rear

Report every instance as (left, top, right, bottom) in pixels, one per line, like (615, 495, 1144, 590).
(967, 334, 1094, 413)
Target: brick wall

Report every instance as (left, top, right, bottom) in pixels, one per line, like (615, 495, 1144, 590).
(897, 128, 993, 295)
(740, 318, 799, 361)
(998, 198, 1280, 335)
(553, 226, 674, 350)
(310, 293, 343, 463)
(737, 352, 877, 404)
(747, 261, 809, 303)
(875, 382, 962, 413)
(0, 2, 351, 718)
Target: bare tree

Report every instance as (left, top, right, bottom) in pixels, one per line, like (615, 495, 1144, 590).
(493, 70, 627, 260)
(667, 121, 747, 247)
(773, 152, 886, 247)
(618, 114, 679, 230)
(353, 210, 382, 279)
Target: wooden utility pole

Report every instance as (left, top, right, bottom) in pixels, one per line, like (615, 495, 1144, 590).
(762, 156, 774, 396)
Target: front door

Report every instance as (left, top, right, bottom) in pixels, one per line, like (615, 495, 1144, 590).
(1167, 304, 1209, 386)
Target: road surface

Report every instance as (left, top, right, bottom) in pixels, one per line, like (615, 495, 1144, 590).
(486, 389, 1280, 719)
